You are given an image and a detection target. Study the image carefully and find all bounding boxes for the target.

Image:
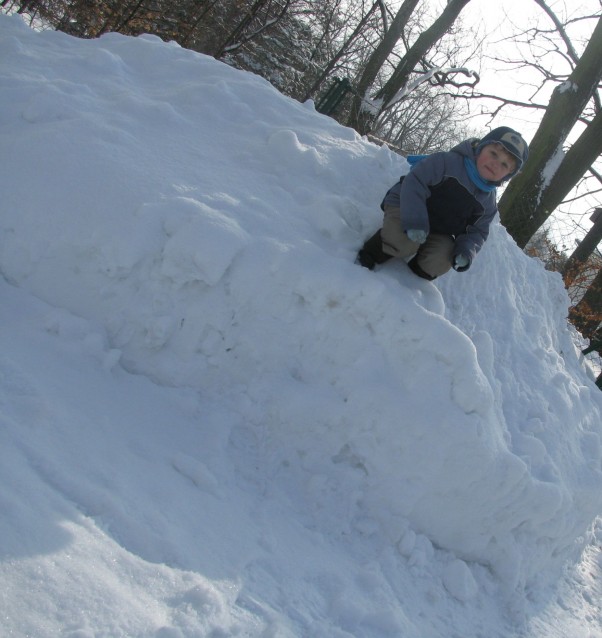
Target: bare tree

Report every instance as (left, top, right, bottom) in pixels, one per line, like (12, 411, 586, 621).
(569, 266, 602, 340)
(498, 12, 602, 248)
(346, 0, 421, 132)
(563, 209, 602, 286)
(373, 83, 475, 153)
(213, 0, 292, 58)
(302, 0, 385, 102)
(349, 0, 474, 135)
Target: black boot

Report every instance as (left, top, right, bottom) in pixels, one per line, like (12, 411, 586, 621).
(356, 230, 392, 270)
(408, 256, 436, 281)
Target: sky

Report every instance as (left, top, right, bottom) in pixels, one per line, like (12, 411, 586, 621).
(1, 12, 602, 638)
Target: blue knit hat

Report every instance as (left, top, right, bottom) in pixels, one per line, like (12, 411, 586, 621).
(476, 126, 529, 179)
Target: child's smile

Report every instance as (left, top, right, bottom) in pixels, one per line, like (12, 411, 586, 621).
(476, 143, 517, 183)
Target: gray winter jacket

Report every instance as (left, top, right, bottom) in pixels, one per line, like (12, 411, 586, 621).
(381, 139, 498, 263)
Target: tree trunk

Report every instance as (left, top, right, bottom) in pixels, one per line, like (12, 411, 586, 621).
(303, 0, 382, 102)
(181, 0, 221, 48)
(498, 14, 602, 248)
(98, 1, 146, 35)
(539, 108, 602, 220)
(346, 0, 421, 132)
(353, 0, 472, 135)
(563, 210, 602, 285)
(569, 268, 602, 340)
(214, 0, 271, 58)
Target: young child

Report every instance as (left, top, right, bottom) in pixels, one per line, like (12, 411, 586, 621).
(356, 127, 529, 280)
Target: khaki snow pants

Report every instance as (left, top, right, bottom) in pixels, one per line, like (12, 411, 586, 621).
(381, 204, 454, 278)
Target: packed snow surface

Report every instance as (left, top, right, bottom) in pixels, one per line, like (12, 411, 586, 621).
(1, 14, 601, 637)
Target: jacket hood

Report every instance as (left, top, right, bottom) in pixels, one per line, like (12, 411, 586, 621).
(450, 138, 478, 159)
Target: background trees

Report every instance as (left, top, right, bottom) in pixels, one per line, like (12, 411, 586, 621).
(348, 0, 475, 134)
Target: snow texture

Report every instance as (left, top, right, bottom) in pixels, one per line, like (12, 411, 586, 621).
(1, 14, 602, 638)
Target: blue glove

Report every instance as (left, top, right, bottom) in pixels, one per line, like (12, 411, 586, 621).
(406, 229, 427, 244)
(453, 254, 470, 272)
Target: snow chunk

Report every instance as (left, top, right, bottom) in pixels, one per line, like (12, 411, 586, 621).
(443, 559, 478, 602)
(159, 197, 249, 286)
(540, 145, 566, 193)
(557, 80, 578, 93)
(267, 129, 326, 175)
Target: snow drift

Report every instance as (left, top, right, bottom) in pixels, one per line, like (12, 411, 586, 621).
(1, 13, 602, 636)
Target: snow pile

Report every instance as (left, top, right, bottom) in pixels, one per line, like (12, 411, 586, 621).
(1, 14, 602, 637)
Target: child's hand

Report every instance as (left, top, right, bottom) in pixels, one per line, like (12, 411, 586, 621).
(406, 229, 427, 244)
(453, 254, 471, 272)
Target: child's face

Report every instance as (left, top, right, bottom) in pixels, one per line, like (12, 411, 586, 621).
(476, 143, 518, 182)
